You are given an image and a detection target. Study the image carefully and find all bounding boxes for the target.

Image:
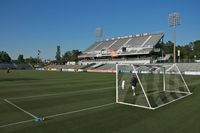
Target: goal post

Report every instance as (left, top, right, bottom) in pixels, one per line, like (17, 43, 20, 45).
(116, 63, 192, 110)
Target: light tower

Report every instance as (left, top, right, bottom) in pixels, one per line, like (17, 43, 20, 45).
(168, 12, 180, 63)
(95, 27, 103, 42)
(37, 49, 41, 65)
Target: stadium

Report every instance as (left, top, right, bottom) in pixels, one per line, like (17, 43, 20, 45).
(0, 1, 200, 133)
(44, 32, 200, 75)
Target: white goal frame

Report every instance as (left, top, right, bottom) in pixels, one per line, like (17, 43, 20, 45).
(116, 63, 192, 110)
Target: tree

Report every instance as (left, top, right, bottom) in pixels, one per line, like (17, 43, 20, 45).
(177, 44, 193, 59)
(161, 41, 174, 54)
(63, 51, 72, 61)
(25, 57, 40, 65)
(193, 40, 200, 59)
(62, 50, 82, 62)
(55, 45, 61, 61)
(0, 51, 11, 62)
(71, 50, 82, 61)
(17, 54, 25, 63)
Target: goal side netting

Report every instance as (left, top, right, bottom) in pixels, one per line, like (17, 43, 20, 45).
(116, 64, 192, 109)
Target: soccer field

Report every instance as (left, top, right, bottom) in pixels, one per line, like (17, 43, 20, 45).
(0, 70, 199, 133)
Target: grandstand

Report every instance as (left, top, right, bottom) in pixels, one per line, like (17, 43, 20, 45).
(44, 64, 87, 72)
(85, 62, 200, 75)
(95, 64, 115, 70)
(0, 63, 15, 69)
(78, 32, 164, 59)
(0, 63, 33, 70)
(42, 31, 200, 75)
(14, 63, 33, 70)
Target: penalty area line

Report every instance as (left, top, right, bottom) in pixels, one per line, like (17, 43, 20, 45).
(0, 102, 115, 128)
(4, 99, 37, 119)
(0, 119, 34, 128)
(45, 102, 115, 119)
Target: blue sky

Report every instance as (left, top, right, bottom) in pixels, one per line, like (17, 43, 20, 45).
(0, 0, 199, 60)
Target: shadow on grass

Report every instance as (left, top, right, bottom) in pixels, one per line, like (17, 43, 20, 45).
(0, 78, 40, 82)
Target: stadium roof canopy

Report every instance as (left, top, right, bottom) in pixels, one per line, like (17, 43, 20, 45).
(78, 32, 164, 58)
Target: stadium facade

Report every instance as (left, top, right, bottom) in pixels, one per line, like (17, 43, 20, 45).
(78, 32, 164, 61)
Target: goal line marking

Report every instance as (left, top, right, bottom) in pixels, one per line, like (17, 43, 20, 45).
(45, 102, 115, 119)
(4, 99, 37, 119)
(7, 87, 114, 100)
(0, 119, 34, 128)
(0, 102, 115, 128)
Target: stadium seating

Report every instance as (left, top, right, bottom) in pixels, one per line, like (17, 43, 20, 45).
(137, 48, 153, 54)
(177, 63, 200, 72)
(14, 63, 33, 70)
(80, 63, 96, 69)
(0, 63, 33, 70)
(125, 36, 148, 48)
(43, 61, 200, 75)
(109, 38, 129, 49)
(0, 63, 15, 69)
(44, 64, 87, 71)
(79, 33, 164, 58)
(93, 40, 115, 51)
(85, 41, 102, 52)
(143, 34, 163, 48)
(90, 63, 104, 69)
(157, 63, 200, 72)
(95, 64, 115, 70)
(83, 62, 200, 73)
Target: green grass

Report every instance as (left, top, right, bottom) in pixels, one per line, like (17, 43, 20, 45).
(0, 70, 200, 133)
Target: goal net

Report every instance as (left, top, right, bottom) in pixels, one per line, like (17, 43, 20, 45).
(116, 64, 192, 109)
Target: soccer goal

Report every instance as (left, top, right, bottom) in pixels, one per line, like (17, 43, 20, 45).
(116, 64, 192, 110)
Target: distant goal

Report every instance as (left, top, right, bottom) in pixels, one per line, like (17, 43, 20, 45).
(116, 64, 192, 110)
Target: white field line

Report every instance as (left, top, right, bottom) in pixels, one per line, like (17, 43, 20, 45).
(4, 99, 37, 119)
(45, 102, 115, 119)
(153, 93, 192, 109)
(165, 90, 190, 94)
(7, 87, 114, 100)
(0, 119, 34, 128)
(0, 102, 115, 128)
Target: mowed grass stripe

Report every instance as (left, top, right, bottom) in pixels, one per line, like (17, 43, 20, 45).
(0, 77, 114, 87)
(0, 102, 115, 129)
(45, 102, 115, 119)
(0, 71, 199, 133)
(0, 119, 34, 128)
(0, 101, 33, 126)
(0, 80, 114, 98)
(0, 79, 114, 92)
(0, 85, 115, 127)
(7, 86, 115, 100)
(0, 70, 115, 82)
(8, 89, 115, 119)
(4, 99, 37, 119)
(0, 85, 114, 99)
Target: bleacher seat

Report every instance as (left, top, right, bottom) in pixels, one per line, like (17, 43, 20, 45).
(125, 36, 148, 48)
(94, 40, 115, 51)
(109, 38, 129, 49)
(95, 64, 115, 70)
(79, 33, 164, 58)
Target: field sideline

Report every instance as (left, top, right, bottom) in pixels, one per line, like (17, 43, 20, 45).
(0, 70, 200, 133)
